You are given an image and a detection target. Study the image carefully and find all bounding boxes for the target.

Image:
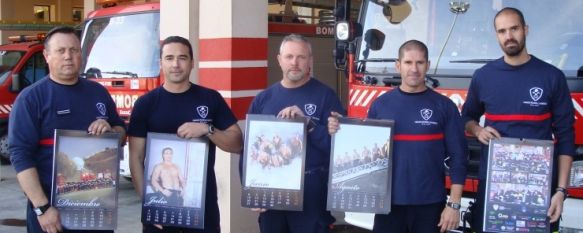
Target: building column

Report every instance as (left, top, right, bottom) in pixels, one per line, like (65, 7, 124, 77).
(160, 0, 267, 232)
(199, 1, 268, 233)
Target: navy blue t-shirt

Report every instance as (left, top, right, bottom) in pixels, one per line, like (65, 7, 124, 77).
(462, 56, 575, 180)
(128, 84, 237, 230)
(368, 87, 468, 205)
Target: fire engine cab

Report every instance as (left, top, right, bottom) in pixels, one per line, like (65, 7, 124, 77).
(80, 3, 161, 122)
(333, 0, 583, 231)
(77, 3, 161, 178)
(0, 35, 48, 160)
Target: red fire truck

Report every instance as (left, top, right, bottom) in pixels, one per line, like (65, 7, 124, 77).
(0, 36, 48, 160)
(80, 3, 161, 121)
(78, 3, 160, 178)
(333, 0, 583, 231)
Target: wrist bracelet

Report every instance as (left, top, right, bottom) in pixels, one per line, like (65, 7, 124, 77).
(556, 187, 569, 198)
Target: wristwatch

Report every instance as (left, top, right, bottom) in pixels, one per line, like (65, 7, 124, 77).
(33, 203, 51, 216)
(556, 187, 569, 198)
(446, 201, 461, 210)
(207, 124, 215, 136)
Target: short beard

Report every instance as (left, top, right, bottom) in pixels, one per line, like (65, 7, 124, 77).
(501, 39, 525, 57)
(503, 46, 523, 57)
(286, 70, 305, 81)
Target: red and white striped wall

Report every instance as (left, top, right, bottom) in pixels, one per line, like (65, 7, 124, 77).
(159, 2, 267, 233)
(0, 104, 12, 117)
(198, 0, 268, 120)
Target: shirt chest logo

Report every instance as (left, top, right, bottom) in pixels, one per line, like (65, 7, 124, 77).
(530, 87, 543, 102)
(304, 104, 317, 116)
(523, 87, 547, 107)
(96, 103, 106, 116)
(420, 108, 433, 120)
(414, 108, 438, 125)
(196, 105, 209, 118)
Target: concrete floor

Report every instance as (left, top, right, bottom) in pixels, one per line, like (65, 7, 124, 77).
(0, 161, 142, 233)
(0, 161, 370, 233)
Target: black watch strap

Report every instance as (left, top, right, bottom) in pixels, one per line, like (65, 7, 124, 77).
(556, 187, 569, 198)
(33, 203, 51, 216)
(207, 124, 215, 136)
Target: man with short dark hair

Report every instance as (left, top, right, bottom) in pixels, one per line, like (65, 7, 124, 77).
(9, 26, 126, 233)
(462, 7, 574, 233)
(329, 39, 468, 233)
(129, 36, 243, 233)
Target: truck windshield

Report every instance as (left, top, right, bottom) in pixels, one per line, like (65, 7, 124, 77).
(81, 12, 160, 78)
(358, 0, 583, 77)
(0, 50, 24, 82)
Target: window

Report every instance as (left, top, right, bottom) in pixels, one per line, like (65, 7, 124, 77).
(73, 8, 83, 22)
(0, 51, 24, 84)
(34, 5, 50, 22)
(20, 52, 48, 88)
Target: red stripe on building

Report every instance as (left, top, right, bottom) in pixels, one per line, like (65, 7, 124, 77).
(394, 133, 444, 141)
(485, 112, 551, 121)
(223, 97, 255, 120)
(199, 67, 267, 90)
(199, 38, 268, 61)
(39, 138, 54, 146)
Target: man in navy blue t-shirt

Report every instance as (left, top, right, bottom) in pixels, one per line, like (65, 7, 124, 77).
(462, 8, 574, 233)
(9, 26, 126, 233)
(128, 36, 243, 233)
(245, 34, 344, 233)
(329, 40, 468, 233)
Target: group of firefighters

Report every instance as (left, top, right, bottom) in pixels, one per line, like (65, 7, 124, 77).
(5, 6, 577, 233)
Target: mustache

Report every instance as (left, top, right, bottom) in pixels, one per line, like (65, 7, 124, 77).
(504, 39, 519, 46)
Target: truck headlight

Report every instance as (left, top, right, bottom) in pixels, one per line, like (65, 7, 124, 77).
(335, 21, 350, 41)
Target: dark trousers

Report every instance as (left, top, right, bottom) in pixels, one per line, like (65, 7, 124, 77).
(163, 190, 184, 207)
(470, 181, 558, 233)
(372, 202, 445, 233)
(258, 168, 334, 233)
(258, 209, 332, 233)
(26, 202, 114, 233)
(143, 224, 219, 233)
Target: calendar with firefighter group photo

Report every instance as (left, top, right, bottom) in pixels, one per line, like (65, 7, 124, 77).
(241, 114, 307, 211)
(326, 117, 394, 214)
(484, 137, 554, 233)
(141, 133, 209, 229)
(51, 130, 122, 230)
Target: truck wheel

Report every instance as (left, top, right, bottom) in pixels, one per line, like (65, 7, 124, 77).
(0, 134, 9, 161)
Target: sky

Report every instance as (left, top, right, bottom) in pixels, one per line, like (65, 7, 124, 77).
(58, 134, 119, 161)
